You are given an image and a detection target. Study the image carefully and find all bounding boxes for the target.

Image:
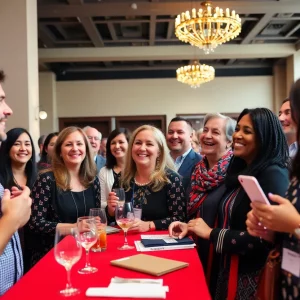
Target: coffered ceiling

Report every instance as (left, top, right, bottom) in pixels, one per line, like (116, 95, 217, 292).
(37, 0, 300, 80)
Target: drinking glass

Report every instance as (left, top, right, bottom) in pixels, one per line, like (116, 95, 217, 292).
(54, 227, 81, 297)
(113, 188, 126, 205)
(89, 208, 107, 252)
(115, 202, 135, 250)
(77, 216, 98, 274)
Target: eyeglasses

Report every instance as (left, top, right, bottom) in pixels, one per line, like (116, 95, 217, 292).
(87, 136, 100, 141)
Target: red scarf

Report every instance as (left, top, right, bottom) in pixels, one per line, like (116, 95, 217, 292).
(188, 150, 233, 218)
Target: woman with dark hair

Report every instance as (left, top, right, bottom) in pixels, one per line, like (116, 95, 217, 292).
(0, 128, 37, 190)
(27, 126, 100, 267)
(37, 132, 58, 171)
(247, 79, 300, 300)
(170, 108, 289, 299)
(99, 128, 130, 208)
(0, 127, 37, 271)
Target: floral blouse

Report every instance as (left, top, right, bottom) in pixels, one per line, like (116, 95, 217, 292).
(281, 177, 300, 300)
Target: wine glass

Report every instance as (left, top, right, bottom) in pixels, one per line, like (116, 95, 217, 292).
(54, 227, 81, 297)
(89, 208, 107, 252)
(77, 216, 98, 274)
(115, 202, 135, 250)
(113, 188, 126, 205)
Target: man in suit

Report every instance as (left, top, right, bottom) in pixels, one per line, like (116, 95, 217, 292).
(83, 126, 106, 173)
(167, 117, 201, 190)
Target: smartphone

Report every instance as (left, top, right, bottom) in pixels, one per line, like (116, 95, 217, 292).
(238, 175, 270, 205)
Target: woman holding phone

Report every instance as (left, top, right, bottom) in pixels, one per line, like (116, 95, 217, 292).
(247, 80, 300, 299)
(169, 108, 289, 299)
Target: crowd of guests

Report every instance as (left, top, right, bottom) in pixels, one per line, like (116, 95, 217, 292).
(1, 66, 300, 299)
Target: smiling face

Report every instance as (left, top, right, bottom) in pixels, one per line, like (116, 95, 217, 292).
(0, 84, 13, 141)
(9, 132, 32, 166)
(85, 127, 100, 156)
(278, 100, 296, 142)
(46, 135, 58, 160)
(60, 131, 86, 167)
(132, 129, 160, 170)
(233, 114, 257, 165)
(110, 133, 128, 160)
(200, 117, 230, 160)
(167, 121, 192, 157)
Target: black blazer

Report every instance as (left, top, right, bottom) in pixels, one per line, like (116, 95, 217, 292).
(209, 165, 289, 274)
(178, 149, 201, 191)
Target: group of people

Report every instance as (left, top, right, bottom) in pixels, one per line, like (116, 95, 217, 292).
(0, 66, 300, 299)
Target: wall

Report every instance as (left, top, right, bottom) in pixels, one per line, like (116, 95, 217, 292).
(56, 76, 274, 128)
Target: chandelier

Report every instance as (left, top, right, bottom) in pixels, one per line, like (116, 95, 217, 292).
(175, 1, 242, 54)
(176, 60, 215, 88)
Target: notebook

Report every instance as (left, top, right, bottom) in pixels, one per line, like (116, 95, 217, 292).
(110, 254, 189, 276)
(106, 226, 121, 234)
(141, 236, 194, 248)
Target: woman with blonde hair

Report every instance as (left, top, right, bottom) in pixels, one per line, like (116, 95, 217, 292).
(27, 126, 101, 267)
(107, 125, 186, 232)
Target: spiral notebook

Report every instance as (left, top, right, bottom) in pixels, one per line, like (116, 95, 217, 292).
(110, 254, 189, 276)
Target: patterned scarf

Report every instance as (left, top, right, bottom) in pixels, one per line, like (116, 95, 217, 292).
(188, 150, 233, 218)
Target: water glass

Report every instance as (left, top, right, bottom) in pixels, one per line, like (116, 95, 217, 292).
(54, 227, 81, 297)
(89, 208, 107, 252)
(77, 216, 98, 274)
(113, 188, 126, 204)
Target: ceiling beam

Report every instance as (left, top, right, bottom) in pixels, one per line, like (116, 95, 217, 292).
(79, 17, 104, 47)
(38, 25, 55, 48)
(38, 1, 300, 18)
(286, 23, 300, 37)
(149, 15, 156, 46)
(167, 20, 175, 39)
(39, 44, 296, 63)
(107, 23, 118, 41)
(60, 62, 273, 73)
(241, 13, 274, 44)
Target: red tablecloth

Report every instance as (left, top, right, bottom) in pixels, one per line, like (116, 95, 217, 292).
(1, 231, 211, 300)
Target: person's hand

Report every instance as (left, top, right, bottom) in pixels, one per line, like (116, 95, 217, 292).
(168, 221, 188, 239)
(130, 220, 150, 232)
(1, 186, 32, 229)
(251, 193, 300, 234)
(107, 192, 118, 216)
(10, 186, 23, 199)
(187, 218, 212, 240)
(246, 210, 274, 243)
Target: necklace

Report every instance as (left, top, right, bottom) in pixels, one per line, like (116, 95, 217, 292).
(70, 190, 87, 219)
(134, 177, 152, 186)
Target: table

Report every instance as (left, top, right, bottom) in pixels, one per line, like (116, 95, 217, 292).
(1, 231, 211, 300)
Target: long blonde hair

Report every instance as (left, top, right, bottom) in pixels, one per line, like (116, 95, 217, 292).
(51, 126, 96, 190)
(122, 125, 176, 192)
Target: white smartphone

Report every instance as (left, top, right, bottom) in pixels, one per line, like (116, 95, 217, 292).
(238, 175, 270, 205)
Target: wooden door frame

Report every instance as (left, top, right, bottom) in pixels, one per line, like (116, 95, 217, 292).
(59, 117, 112, 132)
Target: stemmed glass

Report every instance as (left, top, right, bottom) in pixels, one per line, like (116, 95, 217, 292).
(113, 188, 126, 205)
(77, 216, 98, 274)
(115, 202, 135, 250)
(54, 227, 82, 297)
(89, 208, 107, 252)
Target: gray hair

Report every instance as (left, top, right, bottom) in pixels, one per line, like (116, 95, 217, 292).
(203, 113, 236, 142)
(82, 126, 102, 140)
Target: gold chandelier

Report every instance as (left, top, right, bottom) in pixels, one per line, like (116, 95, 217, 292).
(176, 60, 215, 88)
(175, 1, 242, 54)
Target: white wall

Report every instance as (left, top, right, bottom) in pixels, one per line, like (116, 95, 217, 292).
(56, 76, 274, 126)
